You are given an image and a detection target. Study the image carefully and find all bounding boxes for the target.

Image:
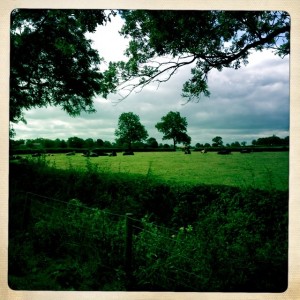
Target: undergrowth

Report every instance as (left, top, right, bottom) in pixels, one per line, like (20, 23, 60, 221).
(8, 159, 288, 291)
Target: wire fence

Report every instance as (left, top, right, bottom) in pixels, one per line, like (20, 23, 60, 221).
(22, 192, 205, 291)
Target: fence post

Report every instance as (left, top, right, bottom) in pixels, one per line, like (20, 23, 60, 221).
(23, 192, 32, 231)
(125, 213, 133, 290)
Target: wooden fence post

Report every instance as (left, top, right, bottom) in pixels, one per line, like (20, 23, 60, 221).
(23, 192, 32, 231)
(125, 213, 133, 290)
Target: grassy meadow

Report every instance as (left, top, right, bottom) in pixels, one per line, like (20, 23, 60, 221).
(42, 151, 289, 190)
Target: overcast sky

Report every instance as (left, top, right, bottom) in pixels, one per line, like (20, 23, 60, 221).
(12, 12, 290, 146)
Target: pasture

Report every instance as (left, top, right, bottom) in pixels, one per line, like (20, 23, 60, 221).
(43, 151, 289, 190)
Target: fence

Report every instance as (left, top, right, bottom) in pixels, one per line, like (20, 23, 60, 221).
(21, 192, 205, 291)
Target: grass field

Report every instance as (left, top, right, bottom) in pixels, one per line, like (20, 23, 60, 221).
(40, 151, 289, 190)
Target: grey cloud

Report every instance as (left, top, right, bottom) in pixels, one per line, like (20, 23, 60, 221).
(13, 28, 289, 147)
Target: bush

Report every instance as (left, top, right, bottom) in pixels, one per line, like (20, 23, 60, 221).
(9, 161, 288, 291)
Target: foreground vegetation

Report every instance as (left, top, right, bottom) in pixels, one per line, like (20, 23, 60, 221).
(9, 158, 288, 291)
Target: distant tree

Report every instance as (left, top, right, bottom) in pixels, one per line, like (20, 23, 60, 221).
(256, 135, 283, 146)
(44, 139, 56, 148)
(252, 135, 288, 147)
(96, 138, 104, 147)
(231, 141, 241, 147)
(195, 143, 203, 148)
(103, 141, 112, 148)
(84, 138, 95, 148)
(52, 139, 67, 148)
(115, 112, 148, 150)
(155, 111, 191, 149)
(147, 137, 159, 148)
(241, 141, 247, 147)
(212, 136, 223, 147)
(60, 140, 68, 148)
(204, 143, 211, 148)
(67, 137, 85, 148)
(132, 141, 146, 149)
(283, 136, 289, 146)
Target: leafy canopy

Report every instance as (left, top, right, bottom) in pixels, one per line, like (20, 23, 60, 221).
(115, 112, 148, 149)
(155, 111, 191, 148)
(112, 10, 290, 102)
(10, 9, 117, 124)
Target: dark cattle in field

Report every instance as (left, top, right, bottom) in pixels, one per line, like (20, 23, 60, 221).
(97, 151, 108, 156)
(32, 153, 42, 157)
(217, 149, 231, 155)
(240, 149, 251, 154)
(183, 145, 191, 154)
(123, 150, 134, 155)
(89, 152, 99, 157)
(109, 150, 117, 157)
(66, 151, 76, 156)
(83, 151, 98, 157)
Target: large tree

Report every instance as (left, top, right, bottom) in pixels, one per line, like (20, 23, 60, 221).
(115, 112, 148, 149)
(155, 111, 191, 149)
(112, 10, 290, 101)
(212, 136, 223, 147)
(10, 9, 117, 124)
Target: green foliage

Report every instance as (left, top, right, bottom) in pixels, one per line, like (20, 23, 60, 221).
(252, 134, 289, 146)
(115, 112, 149, 149)
(113, 10, 290, 101)
(9, 196, 126, 290)
(212, 136, 223, 147)
(132, 188, 288, 292)
(155, 111, 191, 148)
(9, 159, 288, 291)
(10, 9, 117, 124)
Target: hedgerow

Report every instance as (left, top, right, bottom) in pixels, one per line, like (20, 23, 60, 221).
(9, 160, 288, 291)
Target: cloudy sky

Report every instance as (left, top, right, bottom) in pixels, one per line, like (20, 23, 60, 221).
(12, 12, 290, 146)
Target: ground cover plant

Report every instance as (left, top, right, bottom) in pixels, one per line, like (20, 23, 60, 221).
(41, 151, 289, 190)
(8, 154, 288, 291)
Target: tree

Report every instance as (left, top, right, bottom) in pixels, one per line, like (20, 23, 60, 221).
(147, 137, 159, 148)
(155, 111, 191, 149)
(96, 139, 104, 147)
(112, 10, 289, 101)
(231, 141, 241, 147)
(67, 137, 85, 148)
(10, 9, 117, 124)
(212, 136, 223, 147)
(103, 141, 112, 148)
(195, 143, 203, 149)
(115, 112, 148, 149)
(255, 134, 284, 146)
(84, 138, 95, 149)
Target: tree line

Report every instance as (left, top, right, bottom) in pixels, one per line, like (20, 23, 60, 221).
(10, 110, 289, 151)
(10, 111, 190, 151)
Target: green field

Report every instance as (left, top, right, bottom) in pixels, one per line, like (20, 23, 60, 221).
(41, 151, 289, 190)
